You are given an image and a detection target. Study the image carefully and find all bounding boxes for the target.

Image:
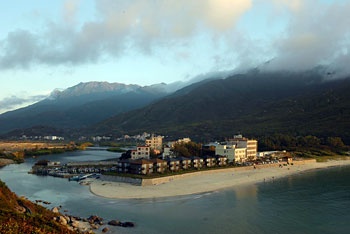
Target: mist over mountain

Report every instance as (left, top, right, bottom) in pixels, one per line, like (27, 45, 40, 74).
(0, 81, 173, 134)
(86, 69, 350, 142)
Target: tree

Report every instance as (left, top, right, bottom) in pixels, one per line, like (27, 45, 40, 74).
(173, 142, 202, 157)
(326, 137, 345, 148)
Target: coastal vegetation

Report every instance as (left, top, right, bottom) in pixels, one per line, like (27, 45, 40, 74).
(257, 134, 350, 161)
(172, 142, 203, 157)
(0, 180, 77, 234)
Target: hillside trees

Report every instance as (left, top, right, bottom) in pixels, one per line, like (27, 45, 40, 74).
(172, 142, 202, 157)
(258, 134, 349, 152)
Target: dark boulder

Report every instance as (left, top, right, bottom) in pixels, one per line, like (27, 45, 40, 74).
(102, 227, 109, 233)
(108, 220, 121, 226)
(87, 215, 103, 225)
(121, 221, 135, 228)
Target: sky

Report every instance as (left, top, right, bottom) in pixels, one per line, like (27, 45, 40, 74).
(0, 0, 349, 114)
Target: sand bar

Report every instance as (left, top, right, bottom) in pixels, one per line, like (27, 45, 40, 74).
(89, 159, 350, 199)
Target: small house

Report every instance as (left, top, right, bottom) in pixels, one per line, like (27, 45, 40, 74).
(190, 156, 203, 169)
(215, 155, 228, 166)
(202, 155, 216, 167)
(177, 156, 192, 170)
(129, 159, 153, 175)
(150, 158, 168, 173)
(166, 158, 180, 172)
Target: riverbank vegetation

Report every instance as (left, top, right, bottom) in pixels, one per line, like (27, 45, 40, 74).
(0, 141, 79, 167)
(0, 150, 24, 165)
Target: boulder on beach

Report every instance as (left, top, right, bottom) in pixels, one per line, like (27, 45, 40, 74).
(58, 216, 68, 226)
(108, 220, 121, 226)
(121, 221, 135, 228)
(51, 207, 60, 213)
(71, 220, 80, 228)
(108, 219, 135, 228)
(87, 215, 103, 225)
(102, 227, 109, 233)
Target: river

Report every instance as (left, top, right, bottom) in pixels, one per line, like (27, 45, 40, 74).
(0, 149, 349, 234)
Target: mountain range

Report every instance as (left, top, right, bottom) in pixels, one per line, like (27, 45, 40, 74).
(1, 69, 350, 143)
(0, 82, 171, 134)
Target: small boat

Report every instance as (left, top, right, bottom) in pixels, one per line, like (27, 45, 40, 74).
(68, 173, 101, 181)
(68, 175, 80, 181)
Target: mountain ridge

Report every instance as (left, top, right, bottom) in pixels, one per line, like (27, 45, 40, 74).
(0, 81, 173, 134)
(1, 69, 350, 143)
(86, 70, 350, 142)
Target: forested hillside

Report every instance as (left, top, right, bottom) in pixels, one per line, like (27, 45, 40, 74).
(88, 70, 350, 142)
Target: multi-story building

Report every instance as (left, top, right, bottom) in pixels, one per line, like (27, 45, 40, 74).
(131, 146, 150, 160)
(145, 134, 163, 152)
(215, 144, 247, 163)
(227, 135, 257, 161)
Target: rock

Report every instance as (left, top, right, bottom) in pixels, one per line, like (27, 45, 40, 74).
(91, 223, 99, 229)
(121, 221, 135, 228)
(87, 215, 103, 225)
(15, 205, 26, 213)
(58, 216, 68, 226)
(64, 215, 70, 223)
(108, 220, 121, 226)
(51, 207, 60, 213)
(102, 227, 109, 233)
(71, 220, 80, 228)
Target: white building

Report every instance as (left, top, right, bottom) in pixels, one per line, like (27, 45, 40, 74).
(131, 146, 150, 160)
(215, 144, 247, 163)
(227, 135, 257, 161)
(176, 137, 191, 144)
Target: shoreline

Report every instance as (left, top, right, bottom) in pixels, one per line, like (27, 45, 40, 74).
(0, 158, 15, 168)
(89, 159, 350, 199)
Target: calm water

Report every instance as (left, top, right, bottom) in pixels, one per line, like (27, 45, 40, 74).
(0, 150, 350, 234)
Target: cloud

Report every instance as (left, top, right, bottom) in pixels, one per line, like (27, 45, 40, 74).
(272, 0, 302, 12)
(0, 0, 349, 75)
(63, 0, 80, 23)
(0, 0, 252, 70)
(0, 95, 47, 114)
(267, 1, 350, 72)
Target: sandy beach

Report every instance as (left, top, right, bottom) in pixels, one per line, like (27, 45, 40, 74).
(89, 159, 350, 199)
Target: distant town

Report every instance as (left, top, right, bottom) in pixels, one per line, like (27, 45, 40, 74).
(31, 133, 292, 179)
